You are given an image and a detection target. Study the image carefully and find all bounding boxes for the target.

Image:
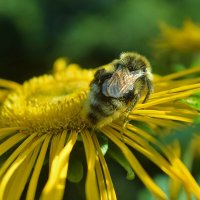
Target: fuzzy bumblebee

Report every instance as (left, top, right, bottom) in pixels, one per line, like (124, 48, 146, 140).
(83, 52, 153, 127)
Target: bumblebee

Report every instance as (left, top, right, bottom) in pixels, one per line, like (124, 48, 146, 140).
(84, 52, 153, 128)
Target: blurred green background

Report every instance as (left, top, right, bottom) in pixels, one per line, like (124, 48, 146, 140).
(0, 1, 200, 199)
(0, 0, 200, 83)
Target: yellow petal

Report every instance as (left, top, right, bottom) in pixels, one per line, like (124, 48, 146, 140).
(49, 131, 67, 170)
(0, 79, 21, 90)
(136, 88, 200, 109)
(0, 90, 10, 102)
(0, 133, 27, 156)
(95, 154, 108, 200)
(128, 115, 184, 129)
(41, 131, 77, 200)
(81, 131, 100, 200)
(102, 127, 167, 200)
(155, 67, 200, 81)
(3, 145, 41, 200)
(172, 158, 200, 198)
(0, 134, 46, 199)
(0, 133, 42, 178)
(26, 135, 51, 200)
(0, 127, 21, 140)
(93, 134, 117, 200)
(0, 154, 29, 200)
(109, 124, 176, 179)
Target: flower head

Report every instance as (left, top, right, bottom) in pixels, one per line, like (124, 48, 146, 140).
(0, 58, 200, 200)
(154, 20, 200, 52)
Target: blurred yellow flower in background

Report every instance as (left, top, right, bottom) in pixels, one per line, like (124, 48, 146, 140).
(0, 58, 200, 200)
(154, 20, 200, 52)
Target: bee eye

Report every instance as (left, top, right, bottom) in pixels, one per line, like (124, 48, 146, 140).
(116, 63, 123, 69)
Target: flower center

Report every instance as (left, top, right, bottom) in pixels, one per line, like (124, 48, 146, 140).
(0, 65, 95, 135)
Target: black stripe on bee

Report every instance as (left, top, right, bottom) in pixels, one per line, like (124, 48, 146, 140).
(87, 89, 123, 124)
(90, 103, 110, 117)
(87, 112, 99, 124)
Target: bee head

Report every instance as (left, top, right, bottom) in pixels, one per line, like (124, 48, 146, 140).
(119, 52, 150, 73)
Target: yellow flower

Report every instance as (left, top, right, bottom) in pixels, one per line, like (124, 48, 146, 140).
(154, 20, 200, 52)
(167, 133, 200, 200)
(0, 58, 200, 200)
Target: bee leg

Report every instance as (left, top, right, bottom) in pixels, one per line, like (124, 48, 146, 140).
(120, 77, 145, 140)
(124, 93, 140, 122)
(120, 120, 128, 141)
(143, 77, 153, 103)
(120, 94, 141, 141)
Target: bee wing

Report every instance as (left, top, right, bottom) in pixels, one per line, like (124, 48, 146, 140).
(102, 68, 143, 98)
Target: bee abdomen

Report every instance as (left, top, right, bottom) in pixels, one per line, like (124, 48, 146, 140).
(88, 102, 113, 124)
(90, 103, 112, 116)
(87, 95, 126, 125)
(87, 112, 99, 124)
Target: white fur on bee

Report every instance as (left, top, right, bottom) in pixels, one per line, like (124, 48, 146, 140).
(146, 67, 153, 81)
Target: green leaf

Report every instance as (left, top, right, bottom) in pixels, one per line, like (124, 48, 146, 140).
(174, 64, 186, 72)
(67, 157, 83, 183)
(108, 144, 135, 180)
(97, 134, 109, 156)
(130, 121, 156, 136)
(160, 123, 200, 154)
(182, 92, 200, 111)
(138, 174, 197, 200)
(138, 175, 169, 200)
(194, 116, 200, 124)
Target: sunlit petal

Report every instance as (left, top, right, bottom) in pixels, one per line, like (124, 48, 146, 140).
(0, 127, 21, 140)
(3, 145, 41, 200)
(0, 79, 21, 90)
(41, 131, 77, 200)
(0, 58, 199, 200)
(0, 135, 46, 199)
(0, 133, 27, 156)
(49, 131, 67, 170)
(102, 127, 167, 200)
(0, 133, 45, 178)
(93, 134, 117, 200)
(82, 131, 100, 200)
(26, 135, 51, 200)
